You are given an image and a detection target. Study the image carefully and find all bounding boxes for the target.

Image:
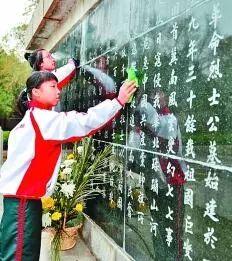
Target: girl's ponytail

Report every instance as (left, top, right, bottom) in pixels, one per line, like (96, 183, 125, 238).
(17, 88, 30, 117)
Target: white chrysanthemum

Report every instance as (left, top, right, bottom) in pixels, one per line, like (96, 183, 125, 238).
(62, 167, 72, 175)
(42, 213, 52, 228)
(77, 146, 84, 154)
(63, 159, 76, 167)
(61, 182, 75, 198)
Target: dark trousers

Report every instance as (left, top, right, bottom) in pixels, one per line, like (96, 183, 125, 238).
(0, 197, 42, 261)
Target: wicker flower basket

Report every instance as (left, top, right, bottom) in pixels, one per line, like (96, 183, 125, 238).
(43, 224, 82, 251)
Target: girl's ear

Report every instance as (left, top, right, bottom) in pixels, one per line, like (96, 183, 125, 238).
(32, 88, 40, 98)
(39, 62, 43, 70)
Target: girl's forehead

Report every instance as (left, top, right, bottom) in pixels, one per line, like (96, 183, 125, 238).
(41, 50, 50, 56)
(46, 79, 57, 84)
(40, 79, 57, 87)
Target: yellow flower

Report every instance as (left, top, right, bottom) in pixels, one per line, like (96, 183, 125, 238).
(67, 153, 74, 160)
(75, 203, 84, 212)
(51, 212, 62, 221)
(41, 197, 55, 210)
(109, 200, 116, 209)
(59, 171, 66, 180)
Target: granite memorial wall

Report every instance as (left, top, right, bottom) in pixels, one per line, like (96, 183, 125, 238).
(54, 0, 232, 260)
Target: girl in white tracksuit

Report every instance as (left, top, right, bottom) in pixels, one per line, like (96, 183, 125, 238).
(18, 49, 79, 116)
(0, 71, 136, 260)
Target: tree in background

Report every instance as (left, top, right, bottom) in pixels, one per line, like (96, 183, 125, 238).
(0, 0, 38, 118)
(0, 48, 30, 118)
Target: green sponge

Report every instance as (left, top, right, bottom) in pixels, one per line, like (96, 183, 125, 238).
(126, 67, 140, 103)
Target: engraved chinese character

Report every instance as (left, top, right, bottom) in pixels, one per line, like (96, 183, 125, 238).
(208, 88, 220, 106)
(184, 188, 193, 208)
(143, 56, 149, 70)
(151, 178, 159, 194)
(131, 61, 137, 71)
(204, 227, 217, 249)
(167, 137, 175, 154)
(187, 90, 196, 109)
(150, 218, 158, 236)
(139, 172, 145, 188)
(188, 16, 199, 31)
(185, 115, 196, 133)
(185, 165, 196, 182)
(166, 206, 174, 220)
(113, 66, 117, 77)
(209, 3, 221, 29)
(153, 137, 160, 149)
(120, 130, 124, 141)
(153, 73, 162, 88)
(121, 63, 126, 77)
(171, 22, 178, 40)
(204, 198, 219, 222)
(118, 180, 123, 193)
(140, 114, 147, 126)
(143, 36, 150, 51)
(186, 65, 196, 82)
(208, 31, 223, 56)
(150, 199, 159, 211)
(117, 197, 122, 210)
(130, 99, 136, 109)
(129, 114, 135, 127)
(169, 47, 178, 66)
(155, 52, 162, 67)
(166, 227, 173, 246)
(207, 116, 219, 132)
(169, 91, 178, 107)
(207, 140, 221, 164)
(129, 150, 134, 163)
(131, 42, 137, 56)
(187, 40, 197, 61)
(142, 73, 148, 90)
(185, 215, 193, 234)
(109, 191, 113, 201)
(141, 94, 148, 108)
(183, 238, 193, 260)
(166, 184, 174, 197)
(138, 191, 145, 205)
(121, 48, 126, 58)
(127, 202, 133, 218)
(140, 151, 146, 167)
(205, 170, 219, 191)
(169, 69, 178, 85)
(207, 58, 222, 81)
(152, 116, 160, 129)
(152, 157, 160, 172)
(128, 186, 133, 199)
(120, 114, 126, 124)
(140, 131, 146, 146)
(138, 211, 144, 225)
(167, 161, 175, 176)
(157, 32, 162, 44)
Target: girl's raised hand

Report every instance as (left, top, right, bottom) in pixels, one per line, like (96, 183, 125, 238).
(117, 80, 137, 105)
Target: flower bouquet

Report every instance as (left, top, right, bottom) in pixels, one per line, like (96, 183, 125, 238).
(41, 137, 112, 260)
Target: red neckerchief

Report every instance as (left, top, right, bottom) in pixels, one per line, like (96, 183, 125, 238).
(159, 106, 171, 115)
(28, 100, 52, 110)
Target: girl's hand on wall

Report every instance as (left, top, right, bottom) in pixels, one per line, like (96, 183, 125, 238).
(117, 80, 137, 105)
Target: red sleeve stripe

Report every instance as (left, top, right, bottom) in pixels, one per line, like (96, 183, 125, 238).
(57, 69, 76, 90)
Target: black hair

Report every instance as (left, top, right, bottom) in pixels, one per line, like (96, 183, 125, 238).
(17, 71, 58, 116)
(24, 49, 45, 71)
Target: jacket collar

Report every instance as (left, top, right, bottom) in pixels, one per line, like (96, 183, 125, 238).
(28, 100, 52, 110)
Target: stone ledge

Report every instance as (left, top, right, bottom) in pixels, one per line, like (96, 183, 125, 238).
(82, 214, 134, 261)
